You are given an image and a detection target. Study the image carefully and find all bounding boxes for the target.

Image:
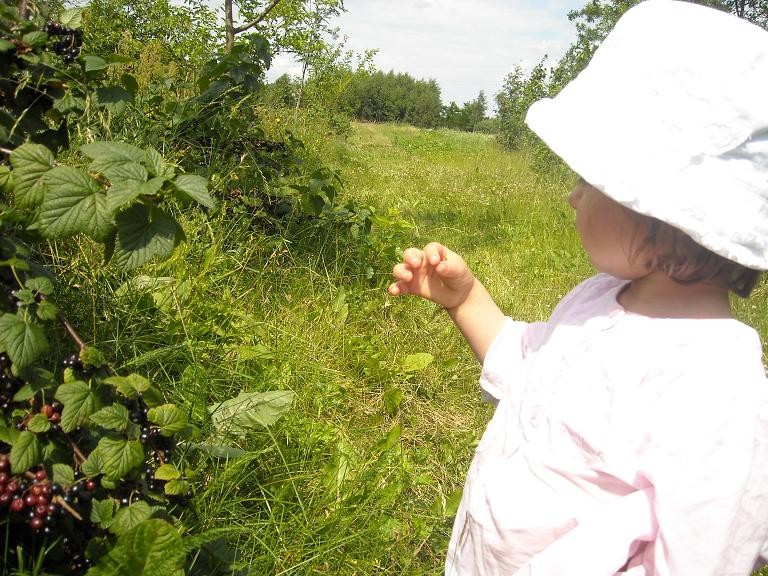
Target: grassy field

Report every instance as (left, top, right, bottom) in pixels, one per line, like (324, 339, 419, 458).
(56, 121, 768, 574)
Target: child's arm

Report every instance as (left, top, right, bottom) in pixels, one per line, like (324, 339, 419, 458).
(388, 242, 506, 363)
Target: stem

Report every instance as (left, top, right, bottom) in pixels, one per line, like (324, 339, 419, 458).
(53, 495, 83, 521)
(57, 312, 85, 350)
(0, 147, 12, 157)
(69, 440, 87, 464)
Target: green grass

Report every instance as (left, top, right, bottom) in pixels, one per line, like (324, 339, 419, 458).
(51, 121, 768, 574)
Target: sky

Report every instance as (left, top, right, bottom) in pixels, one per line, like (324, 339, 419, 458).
(266, 0, 586, 111)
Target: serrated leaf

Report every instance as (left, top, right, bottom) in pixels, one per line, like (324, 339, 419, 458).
(90, 403, 130, 432)
(23, 31, 47, 48)
(0, 426, 20, 445)
(91, 498, 119, 529)
(25, 277, 53, 296)
(80, 346, 106, 369)
(99, 160, 147, 186)
(172, 174, 215, 209)
(164, 479, 189, 496)
(93, 86, 132, 115)
(84, 55, 108, 72)
(80, 141, 144, 175)
(147, 404, 187, 436)
(59, 7, 83, 28)
(208, 390, 294, 437)
(109, 500, 154, 536)
(52, 463, 75, 485)
(113, 204, 184, 271)
(36, 300, 58, 321)
(55, 381, 100, 433)
(0, 313, 49, 370)
(144, 148, 174, 180)
(53, 91, 84, 114)
(401, 352, 434, 372)
(9, 143, 54, 209)
(103, 373, 150, 398)
(81, 450, 103, 478)
(96, 437, 144, 482)
(153, 463, 181, 481)
(10, 431, 42, 473)
(39, 166, 113, 241)
(88, 519, 185, 576)
(26, 413, 51, 433)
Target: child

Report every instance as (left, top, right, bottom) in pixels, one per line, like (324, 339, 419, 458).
(388, 1, 768, 574)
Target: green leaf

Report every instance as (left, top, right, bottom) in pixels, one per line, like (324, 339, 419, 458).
(172, 174, 215, 209)
(187, 443, 247, 458)
(36, 300, 58, 321)
(0, 39, 14, 52)
(26, 413, 51, 433)
(383, 387, 403, 416)
(80, 141, 144, 175)
(101, 160, 147, 186)
(147, 404, 187, 436)
(90, 403, 130, 432)
(59, 7, 83, 28)
(107, 180, 143, 214)
(80, 345, 106, 369)
(39, 166, 113, 241)
(144, 148, 175, 180)
(88, 519, 185, 576)
(103, 373, 150, 399)
(55, 381, 100, 433)
(109, 500, 155, 536)
(401, 352, 434, 372)
(91, 498, 119, 529)
(52, 463, 75, 485)
(25, 277, 53, 296)
(0, 313, 49, 370)
(10, 431, 42, 473)
(93, 86, 132, 115)
(23, 31, 47, 48)
(53, 92, 85, 114)
(84, 55, 108, 72)
(0, 425, 20, 445)
(164, 479, 189, 497)
(153, 463, 181, 481)
(9, 143, 54, 209)
(113, 204, 184, 272)
(96, 437, 144, 482)
(81, 449, 104, 478)
(208, 390, 294, 437)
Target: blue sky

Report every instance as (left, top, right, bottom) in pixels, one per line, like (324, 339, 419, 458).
(266, 0, 585, 110)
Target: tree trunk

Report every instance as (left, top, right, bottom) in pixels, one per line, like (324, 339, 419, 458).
(224, 0, 284, 52)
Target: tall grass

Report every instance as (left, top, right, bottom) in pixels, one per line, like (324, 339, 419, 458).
(47, 122, 767, 574)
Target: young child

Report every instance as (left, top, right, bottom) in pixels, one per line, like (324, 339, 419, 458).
(388, 2, 768, 574)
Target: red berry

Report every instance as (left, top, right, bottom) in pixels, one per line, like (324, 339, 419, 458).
(35, 504, 47, 517)
(49, 412, 61, 424)
(29, 516, 44, 531)
(10, 497, 24, 512)
(36, 495, 48, 507)
(24, 494, 36, 506)
(31, 484, 43, 496)
(35, 469, 46, 482)
(0, 472, 8, 484)
(85, 479, 97, 492)
(40, 404, 53, 418)
(0, 492, 11, 505)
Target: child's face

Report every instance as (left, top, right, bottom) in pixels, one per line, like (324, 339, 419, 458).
(567, 180, 651, 279)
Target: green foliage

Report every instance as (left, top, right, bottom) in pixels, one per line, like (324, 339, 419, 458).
(342, 70, 444, 128)
(442, 91, 488, 132)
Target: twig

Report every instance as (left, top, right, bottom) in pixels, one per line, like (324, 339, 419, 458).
(69, 440, 87, 464)
(0, 146, 13, 157)
(53, 495, 83, 521)
(57, 311, 85, 350)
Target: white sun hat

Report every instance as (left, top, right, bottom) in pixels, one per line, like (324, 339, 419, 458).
(526, 0, 768, 270)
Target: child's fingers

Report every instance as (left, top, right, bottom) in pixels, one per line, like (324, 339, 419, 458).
(391, 262, 414, 282)
(423, 242, 446, 266)
(401, 247, 426, 268)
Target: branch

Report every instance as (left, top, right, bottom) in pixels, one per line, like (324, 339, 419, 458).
(232, 0, 283, 34)
(58, 311, 86, 350)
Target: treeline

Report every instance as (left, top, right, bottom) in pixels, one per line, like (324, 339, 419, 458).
(264, 70, 497, 132)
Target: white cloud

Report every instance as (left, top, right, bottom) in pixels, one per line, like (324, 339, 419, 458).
(267, 0, 585, 111)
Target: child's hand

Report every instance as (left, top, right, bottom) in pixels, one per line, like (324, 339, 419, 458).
(388, 242, 476, 310)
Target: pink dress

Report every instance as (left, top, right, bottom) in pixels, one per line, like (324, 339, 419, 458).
(446, 274, 768, 575)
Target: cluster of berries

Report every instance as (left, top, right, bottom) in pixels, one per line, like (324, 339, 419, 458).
(44, 21, 82, 64)
(0, 352, 24, 411)
(0, 457, 96, 537)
